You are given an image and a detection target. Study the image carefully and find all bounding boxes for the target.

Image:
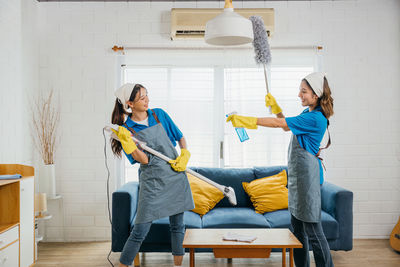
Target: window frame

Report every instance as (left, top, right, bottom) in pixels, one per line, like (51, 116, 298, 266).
(115, 48, 321, 185)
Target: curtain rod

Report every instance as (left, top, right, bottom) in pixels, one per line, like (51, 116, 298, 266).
(112, 45, 323, 52)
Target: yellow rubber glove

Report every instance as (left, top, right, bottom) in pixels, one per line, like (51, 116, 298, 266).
(169, 148, 191, 172)
(111, 126, 138, 154)
(226, 115, 258, 129)
(265, 93, 282, 114)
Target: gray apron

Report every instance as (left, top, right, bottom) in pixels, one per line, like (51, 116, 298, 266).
(125, 113, 194, 224)
(287, 134, 321, 223)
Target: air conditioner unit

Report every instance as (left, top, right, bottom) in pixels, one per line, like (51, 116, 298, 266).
(171, 8, 274, 40)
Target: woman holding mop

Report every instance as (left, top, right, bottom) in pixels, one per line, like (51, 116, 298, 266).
(227, 72, 334, 267)
(110, 83, 194, 267)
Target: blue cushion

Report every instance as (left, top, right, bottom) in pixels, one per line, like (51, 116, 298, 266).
(264, 209, 339, 240)
(190, 167, 255, 208)
(321, 211, 339, 239)
(184, 211, 202, 229)
(202, 207, 271, 228)
(263, 209, 292, 229)
(253, 166, 288, 179)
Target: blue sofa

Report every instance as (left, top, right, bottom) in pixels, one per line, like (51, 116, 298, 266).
(112, 166, 353, 253)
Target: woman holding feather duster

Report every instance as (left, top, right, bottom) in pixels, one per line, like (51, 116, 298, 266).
(226, 72, 334, 267)
(232, 16, 334, 267)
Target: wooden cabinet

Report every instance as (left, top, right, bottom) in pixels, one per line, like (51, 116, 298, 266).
(0, 226, 19, 267)
(0, 164, 35, 267)
(0, 237, 19, 267)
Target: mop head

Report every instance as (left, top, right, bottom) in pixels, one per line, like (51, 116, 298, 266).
(249, 16, 271, 65)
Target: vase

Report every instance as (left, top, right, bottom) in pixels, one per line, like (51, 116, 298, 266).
(39, 164, 56, 199)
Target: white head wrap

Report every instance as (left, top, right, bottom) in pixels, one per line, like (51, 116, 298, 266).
(303, 72, 326, 98)
(115, 83, 136, 109)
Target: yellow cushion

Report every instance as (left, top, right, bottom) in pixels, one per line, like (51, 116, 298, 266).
(242, 170, 288, 214)
(187, 172, 224, 216)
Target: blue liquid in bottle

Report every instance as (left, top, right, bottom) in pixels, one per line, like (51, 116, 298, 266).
(226, 112, 250, 142)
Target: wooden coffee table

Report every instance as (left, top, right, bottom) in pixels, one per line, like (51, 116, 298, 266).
(183, 228, 302, 267)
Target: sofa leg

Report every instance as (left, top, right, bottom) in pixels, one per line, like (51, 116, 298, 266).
(134, 253, 140, 267)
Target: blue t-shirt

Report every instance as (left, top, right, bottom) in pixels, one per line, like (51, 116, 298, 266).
(123, 108, 183, 165)
(285, 106, 327, 184)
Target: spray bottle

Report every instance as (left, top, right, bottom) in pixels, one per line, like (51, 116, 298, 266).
(226, 112, 249, 142)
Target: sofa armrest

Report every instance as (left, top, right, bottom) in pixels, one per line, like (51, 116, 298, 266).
(112, 181, 139, 252)
(321, 181, 353, 251)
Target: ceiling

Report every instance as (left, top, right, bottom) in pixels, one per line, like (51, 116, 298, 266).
(37, 0, 331, 2)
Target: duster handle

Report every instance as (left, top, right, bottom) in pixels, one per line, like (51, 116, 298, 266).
(263, 64, 269, 94)
(263, 64, 272, 114)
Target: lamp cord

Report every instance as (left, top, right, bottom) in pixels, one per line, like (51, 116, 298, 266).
(103, 128, 115, 267)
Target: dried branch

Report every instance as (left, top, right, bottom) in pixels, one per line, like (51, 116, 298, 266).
(30, 90, 60, 165)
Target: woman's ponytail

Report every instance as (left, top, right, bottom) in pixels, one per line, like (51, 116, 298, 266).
(111, 99, 126, 157)
(319, 77, 334, 119)
(110, 84, 145, 157)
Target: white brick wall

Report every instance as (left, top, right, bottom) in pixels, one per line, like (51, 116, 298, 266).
(0, 0, 37, 165)
(1, 0, 399, 241)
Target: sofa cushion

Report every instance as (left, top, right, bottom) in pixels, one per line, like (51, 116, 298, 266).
(190, 167, 255, 208)
(263, 209, 292, 229)
(253, 166, 288, 180)
(187, 173, 224, 216)
(202, 207, 271, 228)
(184, 211, 203, 229)
(263, 209, 339, 240)
(242, 170, 288, 213)
(320, 211, 339, 239)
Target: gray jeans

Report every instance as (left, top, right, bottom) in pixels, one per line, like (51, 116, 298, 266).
(291, 214, 334, 267)
(119, 212, 185, 266)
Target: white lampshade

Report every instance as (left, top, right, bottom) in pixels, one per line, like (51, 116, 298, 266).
(205, 8, 254, 46)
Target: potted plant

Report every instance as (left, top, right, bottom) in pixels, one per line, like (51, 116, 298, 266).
(31, 90, 60, 198)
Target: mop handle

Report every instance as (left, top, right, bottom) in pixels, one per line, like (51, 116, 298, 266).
(130, 135, 226, 192)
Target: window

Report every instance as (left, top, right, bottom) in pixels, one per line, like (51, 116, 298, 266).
(224, 67, 313, 167)
(120, 49, 317, 183)
(123, 67, 216, 182)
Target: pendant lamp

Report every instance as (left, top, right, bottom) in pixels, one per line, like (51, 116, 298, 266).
(205, 0, 254, 46)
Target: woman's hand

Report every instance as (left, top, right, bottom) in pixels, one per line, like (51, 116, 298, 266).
(169, 148, 191, 172)
(111, 126, 138, 154)
(226, 115, 258, 129)
(265, 93, 282, 115)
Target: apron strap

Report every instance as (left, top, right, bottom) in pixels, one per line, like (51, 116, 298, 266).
(316, 120, 331, 171)
(123, 123, 137, 136)
(151, 109, 161, 124)
(123, 109, 160, 135)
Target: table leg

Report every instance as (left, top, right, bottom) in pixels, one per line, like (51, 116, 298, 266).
(289, 248, 294, 267)
(190, 248, 195, 267)
(282, 248, 286, 267)
(134, 253, 140, 267)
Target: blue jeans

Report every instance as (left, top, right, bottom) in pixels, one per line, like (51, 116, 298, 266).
(119, 212, 185, 266)
(291, 214, 334, 267)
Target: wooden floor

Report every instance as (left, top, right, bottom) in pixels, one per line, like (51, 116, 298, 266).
(35, 239, 400, 267)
